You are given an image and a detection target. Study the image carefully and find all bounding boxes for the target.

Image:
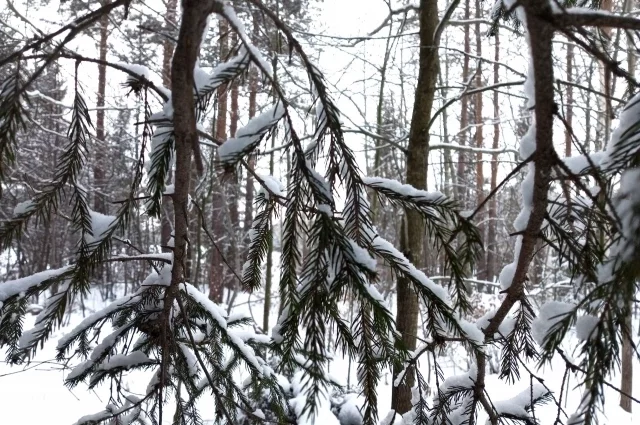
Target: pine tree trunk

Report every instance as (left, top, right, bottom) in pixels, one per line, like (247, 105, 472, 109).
(263, 137, 275, 333)
(94, 0, 110, 213)
(391, 0, 439, 413)
(162, 0, 178, 87)
(457, 0, 471, 205)
(487, 30, 500, 283)
(170, 0, 219, 319)
(371, 28, 393, 222)
(599, 0, 613, 149)
(209, 19, 229, 303)
(161, 0, 178, 253)
(243, 60, 258, 235)
(621, 300, 633, 412)
(565, 43, 573, 158)
(225, 35, 241, 310)
(474, 0, 485, 282)
(621, 1, 636, 410)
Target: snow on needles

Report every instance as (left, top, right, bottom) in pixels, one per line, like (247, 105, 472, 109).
(362, 176, 444, 202)
(13, 200, 36, 216)
(601, 92, 640, 170)
(85, 210, 117, 246)
(347, 239, 377, 272)
(218, 102, 285, 164)
(575, 314, 599, 342)
(219, 2, 273, 78)
(493, 382, 549, 420)
(97, 351, 152, 371)
(257, 174, 285, 199)
(370, 233, 450, 304)
(0, 266, 71, 304)
(114, 62, 151, 81)
(532, 301, 574, 346)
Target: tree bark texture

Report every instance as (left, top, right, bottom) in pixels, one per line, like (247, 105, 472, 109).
(391, 0, 439, 414)
(171, 0, 220, 292)
(209, 18, 229, 303)
(161, 0, 178, 253)
(94, 0, 110, 214)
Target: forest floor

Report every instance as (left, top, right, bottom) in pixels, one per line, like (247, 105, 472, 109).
(0, 282, 638, 425)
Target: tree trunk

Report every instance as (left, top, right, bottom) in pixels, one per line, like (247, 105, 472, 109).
(169, 0, 219, 322)
(474, 0, 485, 282)
(487, 30, 500, 283)
(94, 0, 110, 213)
(243, 60, 258, 235)
(224, 34, 241, 310)
(161, 0, 178, 253)
(209, 18, 229, 303)
(391, 0, 439, 413)
(621, 0, 636, 411)
(456, 0, 471, 205)
(263, 136, 275, 333)
(599, 0, 614, 149)
(565, 42, 573, 158)
(620, 300, 633, 412)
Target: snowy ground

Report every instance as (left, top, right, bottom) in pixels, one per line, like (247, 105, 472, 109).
(1, 283, 638, 424)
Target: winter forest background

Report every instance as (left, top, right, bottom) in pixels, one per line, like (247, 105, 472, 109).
(2, 0, 640, 424)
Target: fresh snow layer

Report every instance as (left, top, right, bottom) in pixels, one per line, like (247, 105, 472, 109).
(362, 176, 444, 202)
(85, 210, 117, 246)
(532, 301, 574, 346)
(218, 103, 285, 164)
(13, 200, 36, 216)
(0, 266, 71, 303)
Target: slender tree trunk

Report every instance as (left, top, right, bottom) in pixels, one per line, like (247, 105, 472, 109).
(162, 0, 178, 87)
(487, 30, 500, 283)
(224, 33, 241, 311)
(599, 0, 613, 149)
(371, 26, 394, 222)
(457, 0, 471, 205)
(263, 137, 275, 333)
(94, 0, 110, 213)
(474, 0, 486, 282)
(621, 0, 636, 411)
(209, 19, 229, 303)
(565, 42, 574, 158)
(169, 0, 219, 326)
(161, 0, 178, 253)
(391, 0, 439, 413)
(243, 62, 258, 234)
(621, 299, 634, 412)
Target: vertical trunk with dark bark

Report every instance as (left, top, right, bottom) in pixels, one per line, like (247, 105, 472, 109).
(170, 0, 220, 305)
(621, 301, 633, 412)
(209, 19, 229, 303)
(457, 0, 471, 205)
(391, 0, 439, 413)
(225, 35, 241, 309)
(94, 0, 110, 214)
(621, 0, 636, 411)
(474, 0, 486, 282)
(487, 30, 500, 283)
(162, 0, 178, 88)
(244, 62, 258, 234)
(161, 0, 178, 253)
(565, 43, 573, 158)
